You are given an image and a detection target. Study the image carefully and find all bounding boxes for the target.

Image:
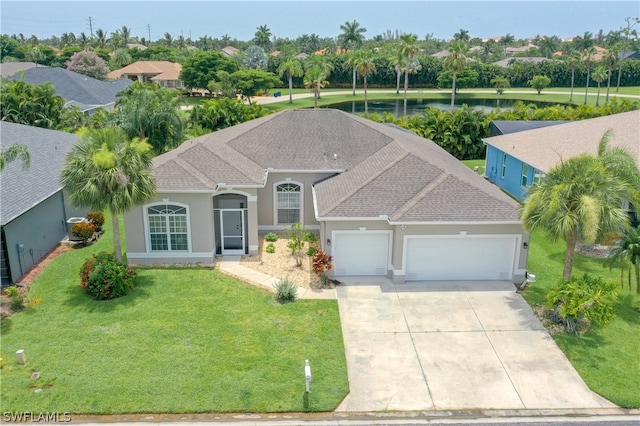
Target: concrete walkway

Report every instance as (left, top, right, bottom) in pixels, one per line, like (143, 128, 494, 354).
(218, 256, 335, 300)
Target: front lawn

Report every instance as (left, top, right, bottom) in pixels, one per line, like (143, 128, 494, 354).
(524, 230, 640, 408)
(0, 221, 348, 414)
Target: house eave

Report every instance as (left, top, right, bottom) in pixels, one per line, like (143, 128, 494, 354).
(266, 168, 345, 174)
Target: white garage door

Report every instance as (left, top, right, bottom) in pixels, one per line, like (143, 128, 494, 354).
(405, 236, 517, 281)
(333, 231, 391, 276)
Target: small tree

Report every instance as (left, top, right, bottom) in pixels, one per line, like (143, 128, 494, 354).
(607, 226, 640, 293)
(312, 249, 333, 287)
(65, 50, 110, 80)
(490, 76, 510, 95)
(528, 75, 551, 94)
(287, 222, 307, 267)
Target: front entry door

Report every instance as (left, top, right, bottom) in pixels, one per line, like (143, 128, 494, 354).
(221, 209, 245, 255)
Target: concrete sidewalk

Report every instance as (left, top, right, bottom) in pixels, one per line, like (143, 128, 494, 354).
(218, 256, 335, 300)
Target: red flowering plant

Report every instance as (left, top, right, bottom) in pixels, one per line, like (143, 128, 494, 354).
(86, 211, 105, 233)
(79, 252, 136, 300)
(311, 249, 333, 288)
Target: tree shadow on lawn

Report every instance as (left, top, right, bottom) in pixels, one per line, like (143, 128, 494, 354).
(613, 292, 640, 326)
(61, 274, 154, 313)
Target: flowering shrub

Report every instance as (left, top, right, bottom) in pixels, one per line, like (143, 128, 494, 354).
(86, 211, 105, 231)
(72, 221, 96, 244)
(79, 252, 136, 300)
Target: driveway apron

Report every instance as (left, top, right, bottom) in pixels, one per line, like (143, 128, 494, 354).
(335, 279, 615, 412)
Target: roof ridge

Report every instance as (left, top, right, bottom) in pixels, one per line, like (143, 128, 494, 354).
(320, 149, 409, 216)
(211, 143, 264, 184)
(389, 167, 449, 221)
(173, 156, 218, 188)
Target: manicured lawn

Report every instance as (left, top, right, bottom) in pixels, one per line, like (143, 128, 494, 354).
(523, 230, 640, 408)
(0, 219, 348, 414)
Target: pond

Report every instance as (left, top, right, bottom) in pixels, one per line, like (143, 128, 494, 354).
(325, 98, 554, 118)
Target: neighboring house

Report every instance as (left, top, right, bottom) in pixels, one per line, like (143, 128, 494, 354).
(0, 61, 42, 78)
(107, 61, 183, 89)
(431, 50, 449, 59)
(126, 43, 148, 50)
(0, 122, 86, 285)
(220, 46, 240, 57)
(492, 57, 548, 68)
(484, 110, 640, 201)
(620, 51, 640, 60)
(505, 44, 537, 56)
(9, 67, 132, 114)
(124, 109, 528, 283)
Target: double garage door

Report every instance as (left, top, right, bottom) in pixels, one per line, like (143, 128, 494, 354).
(333, 231, 517, 281)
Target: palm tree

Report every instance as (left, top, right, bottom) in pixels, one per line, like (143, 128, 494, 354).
(303, 67, 328, 109)
(162, 32, 173, 47)
(388, 44, 404, 95)
(352, 50, 377, 114)
(616, 18, 639, 92)
(278, 59, 304, 104)
(399, 33, 418, 116)
(304, 55, 333, 99)
(94, 29, 107, 48)
(602, 47, 618, 104)
(582, 47, 596, 105)
(538, 36, 558, 59)
(60, 126, 156, 263)
(592, 65, 607, 106)
(607, 226, 640, 293)
(0, 145, 30, 172)
(343, 52, 359, 96)
(120, 25, 132, 46)
(338, 20, 366, 49)
(111, 49, 133, 68)
(254, 25, 272, 51)
(521, 131, 639, 280)
(444, 41, 468, 108)
(453, 29, 470, 41)
(566, 50, 581, 103)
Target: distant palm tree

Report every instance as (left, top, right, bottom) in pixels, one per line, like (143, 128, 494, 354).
(538, 36, 558, 58)
(254, 25, 272, 51)
(120, 25, 132, 46)
(94, 28, 107, 48)
(162, 32, 173, 47)
(399, 33, 418, 116)
(304, 55, 333, 99)
(388, 45, 404, 95)
(0, 145, 30, 172)
(592, 65, 607, 106)
(582, 47, 596, 105)
(453, 29, 470, 41)
(353, 50, 377, 114)
(444, 41, 468, 107)
(303, 67, 328, 109)
(278, 59, 304, 104)
(566, 50, 581, 103)
(602, 47, 618, 104)
(607, 226, 640, 294)
(338, 20, 366, 49)
(343, 52, 359, 96)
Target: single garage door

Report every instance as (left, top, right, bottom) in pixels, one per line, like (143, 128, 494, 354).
(405, 235, 517, 281)
(333, 231, 391, 276)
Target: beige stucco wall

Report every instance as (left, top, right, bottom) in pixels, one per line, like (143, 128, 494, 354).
(257, 172, 335, 229)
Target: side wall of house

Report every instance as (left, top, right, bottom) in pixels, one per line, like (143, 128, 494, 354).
(485, 145, 531, 201)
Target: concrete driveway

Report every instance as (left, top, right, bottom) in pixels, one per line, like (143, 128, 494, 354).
(335, 278, 616, 412)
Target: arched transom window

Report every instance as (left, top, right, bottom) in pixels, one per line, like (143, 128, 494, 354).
(147, 204, 189, 251)
(276, 183, 301, 225)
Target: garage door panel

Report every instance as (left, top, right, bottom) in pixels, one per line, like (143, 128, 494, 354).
(406, 236, 516, 281)
(334, 232, 390, 276)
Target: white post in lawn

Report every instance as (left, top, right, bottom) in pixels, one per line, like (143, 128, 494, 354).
(16, 349, 27, 365)
(304, 359, 312, 393)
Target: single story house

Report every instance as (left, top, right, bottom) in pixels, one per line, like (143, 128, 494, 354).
(107, 61, 184, 89)
(9, 67, 132, 114)
(492, 57, 548, 68)
(125, 109, 528, 283)
(0, 123, 85, 285)
(483, 110, 640, 201)
(0, 61, 41, 78)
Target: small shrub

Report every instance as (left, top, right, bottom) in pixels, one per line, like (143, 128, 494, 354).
(306, 246, 318, 257)
(304, 232, 318, 244)
(5, 286, 25, 311)
(312, 249, 333, 287)
(265, 232, 279, 242)
(265, 243, 276, 253)
(274, 278, 297, 303)
(79, 252, 136, 300)
(546, 273, 618, 335)
(86, 211, 105, 231)
(287, 222, 306, 267)
(71, 221, 96, 244)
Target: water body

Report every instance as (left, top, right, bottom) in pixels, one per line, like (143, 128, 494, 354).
(326, 98, 553, 118)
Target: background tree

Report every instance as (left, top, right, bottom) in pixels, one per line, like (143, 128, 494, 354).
(490, 76, 510, 94)
(189, 98, 267, 132)
(111, 49, 133, 69)
(231, 69, 280, 103)
(399, 33, 418, 116)
(0, 145, 30, 172)
(353, 49, 377, 114)
(616, 17, 640, 92)
(528, 74, 551, 94)
(180, 51, 239, 92)
(60, 126, 156, 263)
(581, 47, 596, 105)
(304, 54, 333, 99)
(444, 40, 468, 107)
(607, 226, 640, 293)
(601, 47, 618, 104)
(278, 59, 304, 103)
(453, 29, 470, 41)
(303, 67, 329, 108)
(566, 50, 581, 103)
(243, 45, 268, 70)
(339, 20, 366, 95)
(207, 70, 237, 99)
(253, 25, 272, 52)
(0, 80, 69, 129)
(65, 50, 110, 80)
(592, 65, 607, 106)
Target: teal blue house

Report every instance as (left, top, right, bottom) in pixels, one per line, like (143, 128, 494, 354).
(483, 111, 639, 202)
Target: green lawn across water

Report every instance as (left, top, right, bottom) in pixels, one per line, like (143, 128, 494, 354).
(0, 217, 348, 414)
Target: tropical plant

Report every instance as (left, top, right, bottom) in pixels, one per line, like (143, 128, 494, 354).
(243, 45, 268, 70)
(189, 97, 267, 132)
(277, 59, 304, 104)
(338, 20, 366, 49)
(0, 145, 30, 172)
(601, 47, 619, 104)
(592, 65, 607, 106)
(179, 51, 239, 91)
(86, 211, 106, 232)
(265, 243, 276, 254)
(287, 222, 307, 267)
(444, 40, 469, 107)
(264, 232, 279, 242)
(65, 50, 110, 80)
(352, 49, 377, 114)
(303, 66, 329, 109)
(399, 33, 418, 116)
(0, 80, 70, 130)
(231, 69, 280, 103)
(581, 47, 597, 105)
(304, 54, 333, 100)
(60, 126, 157, 262)
(566, 50, 582, 103)
(274, 278, 297, 303)
(71, 221, 96, 245)
(490, 76, 510, 94)
(607, 226, 640, 293)
(253, 24, 272, 51)
(311, 249, 333, 287)
(111, 48, 133, 69)
(79, 252, 137, 300)
(528, 75, 551, 94)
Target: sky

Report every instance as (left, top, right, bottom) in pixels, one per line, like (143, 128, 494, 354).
(1, 1, 638, 43)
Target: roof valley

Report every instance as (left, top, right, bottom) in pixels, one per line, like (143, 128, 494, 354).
(389, 169, 449, 221)
(173, 156, 218, 188)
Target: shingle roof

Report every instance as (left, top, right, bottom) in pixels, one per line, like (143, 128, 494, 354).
(490, 120, 568, 136)
(0, 122, 79, 225)
(0, 62, 41, 78)
(154, 109, 520, 223)
(10, 67, 132, 112)
(107, 61, 182, 81)
(484, 110, 640, 173)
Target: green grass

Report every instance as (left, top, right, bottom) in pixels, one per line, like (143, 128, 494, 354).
(0, 218, 348, 414)
(523, 230, 640, 408)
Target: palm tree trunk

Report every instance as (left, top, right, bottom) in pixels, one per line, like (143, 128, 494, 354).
(403, 69, 409, 116)
(605, 69, 612, 104)
(352, 68, 356, 96)
(616, 62, 623, 92)
(569, 70, 575, 103)
(596, 82, 601, 106)
(111, 210, 123, 263)
(451, 73, 457, 108)
(313, 87, 318, 109)
(396, 68, 401, 95)
(563, 230, 577, 281)
(364, 76, 368, 115)
(635, 263, 640, 294)
(584, 70, 590, 105)
(288, 76, 293, 104)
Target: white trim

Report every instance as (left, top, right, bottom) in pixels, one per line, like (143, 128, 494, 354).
(258, 224, 320, 231)
(266, 168, 345, 173)
(212, 189, 256, 200)
(249, 244, 259, 252)
(143, 201, 192, 254)
(331, 230, 393, 275)
(389, 220, 523, 226)
(220, 209, 246, 255)
(273, 180, 304, 226)
(127, 251, 213, 259)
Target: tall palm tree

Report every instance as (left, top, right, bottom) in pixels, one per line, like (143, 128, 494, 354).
(343, 52, 359, 96)
(602, 47, 618, 104)
(111, 49, 133, 68)
(607, 226, 640, 293)
(120, 25, 132, 46)
(353, 50, 377, 114)
(453, 29, 470, 41)
(521, 131, 639, 280)
(94, 29, 107, 48)
(444, 40, 468, 108)
(582, 47, 596, 105)
(566, 50, 581, 103)
(592, 65, 607, 106)
(303, 67, 328, 109)
(538, 36, 558, 59)
(304, 54, 333, 99)
(0, 145, 30, 172)
(338, 20, 366, 49)
(60, 126, 157, 263)
(388, 44, 404, 95)
(278, 59, 304, 104)
(254, 25, 272, 51)
(399, 33, 418, 116)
